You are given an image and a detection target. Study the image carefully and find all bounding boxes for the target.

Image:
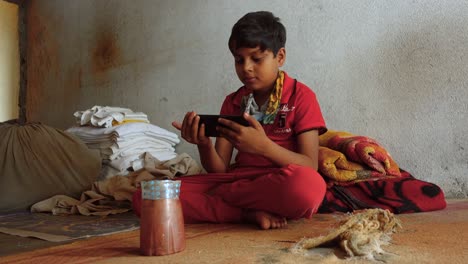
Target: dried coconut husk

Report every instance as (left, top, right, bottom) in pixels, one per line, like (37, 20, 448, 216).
(291, 208, 402, 260)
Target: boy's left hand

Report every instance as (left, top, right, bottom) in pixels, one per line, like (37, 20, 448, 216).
(217, 113, 271, 154)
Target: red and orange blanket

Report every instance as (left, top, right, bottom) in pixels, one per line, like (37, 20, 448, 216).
(317, 130, 446, 214)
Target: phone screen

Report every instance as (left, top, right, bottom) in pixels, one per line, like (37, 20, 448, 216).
(198, 115, 249, 137)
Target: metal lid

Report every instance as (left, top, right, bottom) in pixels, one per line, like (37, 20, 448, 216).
(141, 180, 181, 200)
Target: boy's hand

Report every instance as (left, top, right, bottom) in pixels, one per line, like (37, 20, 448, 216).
(217, 113, 272, 154)
(172, 111, 211, 147)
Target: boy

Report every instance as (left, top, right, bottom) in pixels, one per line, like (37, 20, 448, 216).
(133, 11, 327, 230)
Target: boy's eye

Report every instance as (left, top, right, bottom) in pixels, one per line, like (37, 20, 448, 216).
(234, 56, 264, 64)
(252, 57, 263, 63)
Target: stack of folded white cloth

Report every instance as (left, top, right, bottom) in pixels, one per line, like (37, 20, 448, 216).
(67, 107, 180, 177)
(74, 105, 149, 128)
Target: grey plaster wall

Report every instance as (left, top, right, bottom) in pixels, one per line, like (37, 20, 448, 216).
(26, 0, 468, 198)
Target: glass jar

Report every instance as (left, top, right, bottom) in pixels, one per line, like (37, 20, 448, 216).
(139, 180, 185, 256)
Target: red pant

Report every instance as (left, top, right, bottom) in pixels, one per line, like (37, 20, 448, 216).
(132, 164, 326, 224)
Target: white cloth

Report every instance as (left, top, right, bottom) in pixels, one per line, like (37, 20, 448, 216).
(66, 122, 179, 144)
(67, 122, 180, 175)
(107, 147, 176, 161)
(108, 151, 178, 172)
(85, 139, 175, 161)
(74, 105, 149, 128)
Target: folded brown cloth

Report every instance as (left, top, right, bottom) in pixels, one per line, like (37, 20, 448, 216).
(31, 153, 201, 216)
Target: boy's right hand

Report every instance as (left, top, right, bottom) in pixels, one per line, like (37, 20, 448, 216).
(172, 111, 211, 147)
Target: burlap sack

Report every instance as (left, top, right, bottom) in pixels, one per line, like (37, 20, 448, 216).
(0, 122, 101, 212)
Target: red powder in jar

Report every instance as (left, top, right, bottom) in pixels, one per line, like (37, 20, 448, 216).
(140, 198, 185, 256)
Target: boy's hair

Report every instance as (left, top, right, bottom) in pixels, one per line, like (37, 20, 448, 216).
(228, 11, 286, 56)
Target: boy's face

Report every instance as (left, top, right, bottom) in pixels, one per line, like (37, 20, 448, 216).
(232, 46, 285, 94)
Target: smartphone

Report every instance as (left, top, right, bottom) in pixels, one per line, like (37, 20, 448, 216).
(198, 115, 249, 137)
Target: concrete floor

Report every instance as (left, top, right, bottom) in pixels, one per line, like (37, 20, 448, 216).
(1, 199, 467, 264)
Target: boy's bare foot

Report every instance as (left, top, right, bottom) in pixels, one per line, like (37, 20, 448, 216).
(243, 210, 287, 230)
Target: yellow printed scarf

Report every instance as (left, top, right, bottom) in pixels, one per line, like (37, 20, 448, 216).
(262, 71, 284, 124)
